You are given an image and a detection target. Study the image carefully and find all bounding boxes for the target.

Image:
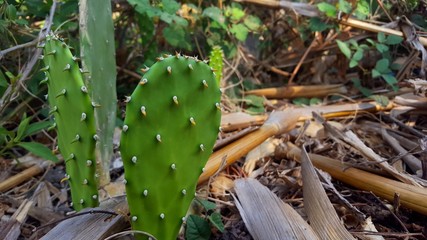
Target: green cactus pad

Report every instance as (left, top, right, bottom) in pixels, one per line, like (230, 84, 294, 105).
(42, 35, 99, 211)
(120, 54, 221, 240)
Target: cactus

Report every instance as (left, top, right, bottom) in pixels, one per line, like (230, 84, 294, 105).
(209, 46, 224, 86)
(120, 54, 221, 240)
(79, 0, 117, 187)
(41, 35, 99, 211)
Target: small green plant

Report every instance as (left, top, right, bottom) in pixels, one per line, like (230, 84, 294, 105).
(120, 54, 221, 240)
(0, 114, 57, 161)
(185, 199, 225, 240)
(336, 32, 403, 93)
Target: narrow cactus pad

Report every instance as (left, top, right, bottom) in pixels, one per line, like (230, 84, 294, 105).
(209, 46, 224, 86)
(41, 35, 99, 210)
(120, 54, 221, 240)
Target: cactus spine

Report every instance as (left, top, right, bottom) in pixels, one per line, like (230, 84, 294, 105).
(209, 46, 224, 86)
(79, 0, 117, 187)
(41, 35, 99, 211)
(120, 54, 221, 240)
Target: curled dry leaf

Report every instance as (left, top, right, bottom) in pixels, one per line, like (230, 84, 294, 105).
(210, 173, 235, 199)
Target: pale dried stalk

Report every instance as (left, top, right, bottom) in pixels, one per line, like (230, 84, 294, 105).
(285, 143, 427, 215)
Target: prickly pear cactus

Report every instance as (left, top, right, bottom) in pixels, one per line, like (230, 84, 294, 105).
(120, 54, 221, 240)
(40, 35, 99, 211)
(209, 46, 224, 86)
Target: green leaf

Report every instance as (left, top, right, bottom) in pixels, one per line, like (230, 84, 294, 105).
(309, 17, 333, 32)
(23, 121, 53, 138)
(162, 25, 192, 50)
(226, 6, 245, 22)
(198, 199, 217, 211)
(375, 43, 389, 53)
(372, 69, 381, 78)
(161, 0, 180, 14)
(382, 74, 399, 91)
(309, 98, 322, 106)
(208, 212, 225, 232)
(351, 78, 372, 96)
(338, 0, 352, 13)
(368, 95, 389, 107)
(17, 142, 58, 162)
(202, 7, 226, 29)
(14, 116, 30, 142)
(317, 2, 337, 17)
(230, 23, 249, 41)
(377, 32, 386, 43)
(292, 97, 310, 106)
(355, 0, 370, 19)
(374, 58, 390, 74)
(352, 48, 364, 61)
(386, 35, 403, 45)
(5, 4, 17, 21)
(243, 15, 262, 31)
(336, 40, 351, 59)
(185, 215, 211, 240)
(349, 59, 358, 68)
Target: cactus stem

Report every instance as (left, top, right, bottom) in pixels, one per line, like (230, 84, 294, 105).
(181, 189, 187, 195)
(143, 189, 148, 197)
(55, 89, 67, 98)
(131, 156, 137, 164)
(86, 160, 93, 166)
(40, 66, 50, 72)
(200, 144, 205, 152)
(139, 78, 148, 86)
(122, 125, 129, 132)
(81, 86, 88, 93)
(160, 213, 165, 219)
(48, 106, 58, 115)
(83, 179, 88, 185)
(80, 112, 87, 121)
(132, 216, 138, 222)
(156, 134, 162, 142)
(172, 96, 179, 105)
(65, 153, 75, 162)
(202, 80, 208, 88)
(39, 77, 49, 85)
(170, 163, 176, 170)
(188, 64, 193, 70)
(167, 66, 172, 74)
(71, 134, 81, 143)
(163, 54, 171, 58)
(189, 117, 196, 125)
(140, 106, 146, 116)
(46, 50, 56, 56)
(125, 96, 131, 103)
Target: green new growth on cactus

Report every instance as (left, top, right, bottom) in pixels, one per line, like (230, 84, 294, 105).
(209, 46, 224, 86)
(41, 35, 99, 211)
(120, 54, 222, 240)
